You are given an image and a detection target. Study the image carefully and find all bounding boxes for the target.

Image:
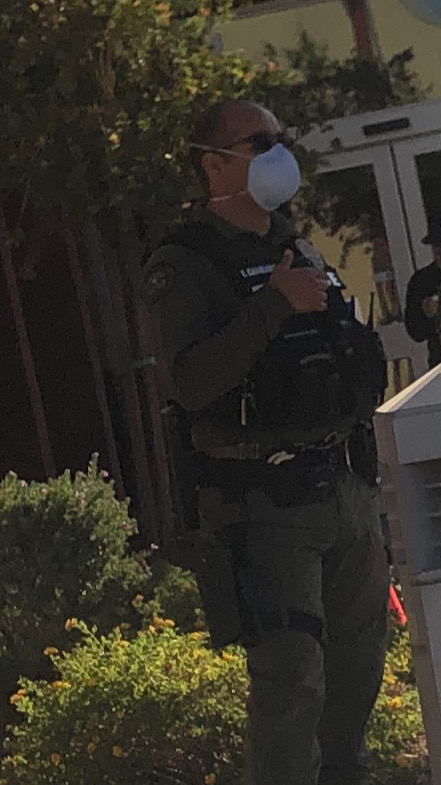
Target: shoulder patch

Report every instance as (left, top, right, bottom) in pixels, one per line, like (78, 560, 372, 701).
(295, 239, 325, 271)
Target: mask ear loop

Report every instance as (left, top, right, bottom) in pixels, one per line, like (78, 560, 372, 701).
(189, 142, 251, 160)
(189, 143, 251, 203)
(209, 190, 248, 204)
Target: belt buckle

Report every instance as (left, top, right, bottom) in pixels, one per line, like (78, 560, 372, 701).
(266, 439, 309, 465)
(266, 449, 297, 466)
(323, 431, 338, 450)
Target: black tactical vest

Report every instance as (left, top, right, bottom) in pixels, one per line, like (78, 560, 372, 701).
(162, 220, 387, 440)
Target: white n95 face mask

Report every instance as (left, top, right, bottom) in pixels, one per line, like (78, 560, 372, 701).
(247, 143, 302, 211)
(190, 141, 302, 211)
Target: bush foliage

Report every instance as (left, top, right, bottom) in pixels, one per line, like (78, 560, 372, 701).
(2, 622, 248, 785)
(0, 621, 429, 785)
(368, 628, 428, 783)
(0, 457, 150, 733)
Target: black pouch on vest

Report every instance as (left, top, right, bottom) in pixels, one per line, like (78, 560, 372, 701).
(249, 326, 342, 431)
(332, 319, 388, 417)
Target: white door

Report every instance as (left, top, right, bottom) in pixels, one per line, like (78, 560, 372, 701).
(301, 99, 441, 329)
(300, 101, 441, 383)
(393, 133, 441, 270)
(301, 99, 441, 316)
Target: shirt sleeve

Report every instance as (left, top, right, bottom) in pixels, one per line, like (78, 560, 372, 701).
(145, 246, 293, 412)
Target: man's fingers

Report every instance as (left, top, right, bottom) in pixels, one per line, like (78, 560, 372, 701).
(305, 269, 329, 288)
(270, 261, 330, 313)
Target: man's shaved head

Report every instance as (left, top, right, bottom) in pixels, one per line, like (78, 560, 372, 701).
(190, 99, 279, 185)
(192, 100, 264, 148)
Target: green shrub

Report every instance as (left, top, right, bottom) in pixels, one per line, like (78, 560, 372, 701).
(142, 564, 205, 634)
(367, 627, 429, 783)
(0, 457, 150, 732)
(2, 621, 248, 785)
(1, 618, 430, 785)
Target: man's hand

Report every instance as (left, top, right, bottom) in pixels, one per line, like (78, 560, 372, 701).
(269, 250, 329, 313)
(422, 295, 439, 319)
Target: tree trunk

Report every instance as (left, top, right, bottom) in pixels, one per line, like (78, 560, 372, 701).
(62, 209, 125, 498)
(0, 203, 56, 478)
(118, 213, 176, 551)
(103, 246, 158, 544)
(343, 0, 377, 60)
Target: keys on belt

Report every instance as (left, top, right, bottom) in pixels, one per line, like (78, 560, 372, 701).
(240, 377, 256, 427)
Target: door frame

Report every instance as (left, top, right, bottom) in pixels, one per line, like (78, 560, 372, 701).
(300, 97, 441, 308)
(301, 97, 441, 155)
(393, 132, 441, 270)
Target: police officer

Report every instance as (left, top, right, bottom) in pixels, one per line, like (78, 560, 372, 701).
(405, 214, 441, 369)
(144, 100, 389, 785)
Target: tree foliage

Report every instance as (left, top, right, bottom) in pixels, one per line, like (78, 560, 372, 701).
(0, 0, 424, 256)
(1, 0, 243, 246)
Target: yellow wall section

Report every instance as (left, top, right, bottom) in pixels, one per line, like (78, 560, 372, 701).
(308, 227, 406, 396)
(370, 0, 441, 96)
(309, 228, 372, 319)
(221, 0, 441, 96)
(219, 2, 354, 63)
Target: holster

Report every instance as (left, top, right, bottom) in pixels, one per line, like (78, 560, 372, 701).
(169, 530, 242, 649)
(162, 406, 242, 647)
(347, 422, 379, 488)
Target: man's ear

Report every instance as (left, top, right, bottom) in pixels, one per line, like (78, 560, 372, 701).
(201, 151, 224, 182)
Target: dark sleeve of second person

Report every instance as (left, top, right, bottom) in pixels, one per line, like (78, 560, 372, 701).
(404, 269, 438, 343)
(145, 246, 293, 412)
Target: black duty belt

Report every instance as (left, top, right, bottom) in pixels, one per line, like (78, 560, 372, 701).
(201, 442, 349, 508)
(203, 430, 348, 462)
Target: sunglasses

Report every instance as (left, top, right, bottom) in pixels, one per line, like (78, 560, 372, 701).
(223, 130, 293, 154)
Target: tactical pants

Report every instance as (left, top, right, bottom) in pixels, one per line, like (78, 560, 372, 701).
(200, 470, 389, 785)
